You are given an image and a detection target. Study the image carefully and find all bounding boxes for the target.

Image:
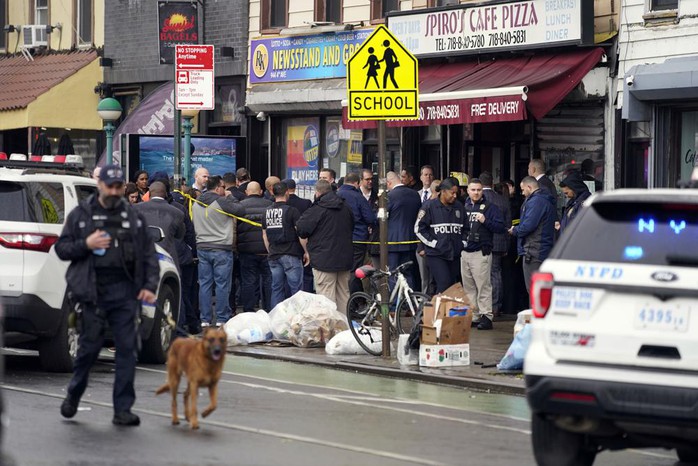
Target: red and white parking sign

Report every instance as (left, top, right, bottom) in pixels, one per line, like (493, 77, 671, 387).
(175, 44, 214, 111)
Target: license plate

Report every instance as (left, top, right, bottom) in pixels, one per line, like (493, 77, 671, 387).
(634, 304, 690, 332)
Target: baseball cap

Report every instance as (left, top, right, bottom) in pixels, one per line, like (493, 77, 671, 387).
(281, 178, 296, 189)
(100, 164, 125, 186)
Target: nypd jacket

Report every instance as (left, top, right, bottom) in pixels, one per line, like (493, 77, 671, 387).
(511, 189, 557, 261)
(55, 195, 160, 305)
(463, 197, 506, 253)
(387, 185, 422, 252)
(414, 198, 466, 261)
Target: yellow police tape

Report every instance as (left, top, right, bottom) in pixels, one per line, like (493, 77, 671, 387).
(174, 189, 420, 245)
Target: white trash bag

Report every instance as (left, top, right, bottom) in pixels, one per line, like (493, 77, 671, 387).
(223, 309, 273, 346)
(325, 329, 383, 355)
(288, 298, 348, 348)
(269, 291, 340, 341)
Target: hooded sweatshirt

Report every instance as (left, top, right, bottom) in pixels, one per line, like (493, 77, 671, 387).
(559, 170, 592, 234)
(192, 191, 245, 250)
(296, 191, 354, 272)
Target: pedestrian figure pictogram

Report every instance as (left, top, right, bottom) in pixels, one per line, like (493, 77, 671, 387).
(380, 40, 399, 89)
(363, 47, 380, 89)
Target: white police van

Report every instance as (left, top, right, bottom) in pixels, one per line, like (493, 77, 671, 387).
(0, 155, 180, 372)
(524, 188, 698, 465)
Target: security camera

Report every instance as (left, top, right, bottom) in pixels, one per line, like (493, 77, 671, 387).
(256, 111, 267, 121)
(626, 75, 634, 87)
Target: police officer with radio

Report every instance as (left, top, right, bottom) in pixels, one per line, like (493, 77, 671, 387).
(414, 179, 466, 294)
(55, 164, 159, 427)
(462, 178, 505, 330)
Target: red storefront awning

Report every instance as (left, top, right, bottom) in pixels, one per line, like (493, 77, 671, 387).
(342, 47, 605, 129)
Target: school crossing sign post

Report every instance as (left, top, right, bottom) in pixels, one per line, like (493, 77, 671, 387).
(347, 26, 418, 358)
(346, 25, 419, 120)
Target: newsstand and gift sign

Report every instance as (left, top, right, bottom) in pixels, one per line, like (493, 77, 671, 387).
(419, 283, 472, 367)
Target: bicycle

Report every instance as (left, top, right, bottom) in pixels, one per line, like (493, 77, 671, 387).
(346, 261, 430, 356)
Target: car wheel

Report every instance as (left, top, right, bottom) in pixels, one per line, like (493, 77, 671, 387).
(677, 447, 698, 462)
(139, 285, 177, 364)
(531, 413, 597, 466)
(37, 301, 75, 373)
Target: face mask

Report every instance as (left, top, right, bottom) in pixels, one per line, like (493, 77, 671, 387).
(101, 194, 121, 210)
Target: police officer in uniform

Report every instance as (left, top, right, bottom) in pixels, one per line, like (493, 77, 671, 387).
(462, 179, 505, 330)
(262, 182, 310, 309)
(55, 165, 159, 426)
(414, 179, 466, 293)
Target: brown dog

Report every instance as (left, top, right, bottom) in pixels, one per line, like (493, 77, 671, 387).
(155, 327, 227, 429)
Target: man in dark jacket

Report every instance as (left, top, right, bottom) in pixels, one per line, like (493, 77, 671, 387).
(297, 180, 354, 314)
(134, 182, 184, 271)
(192, 176, 246, 327)
(559, 170, 592, 235)
(238, 182, 273, 312)
(462, 179, 506, 330)
(386, 171, 421, 290)
(55, 164, 159, 427)
(337, 172, 376, 293)
(528, 159, 559, 215)
(509, 176, 557, 293)
(479, 172, 511, 318)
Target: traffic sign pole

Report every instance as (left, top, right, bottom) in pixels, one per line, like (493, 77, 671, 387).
(378, 120, 391, 358)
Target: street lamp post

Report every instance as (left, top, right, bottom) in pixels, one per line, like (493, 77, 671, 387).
(181, 109, 199, 186)
(97, 98, 123, 166)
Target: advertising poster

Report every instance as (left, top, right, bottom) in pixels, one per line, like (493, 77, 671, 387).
(158, 1, 199, 64)
(137, 136, 237, 178)
(287, 119, 320, 200)
(348, 130, 363, 165)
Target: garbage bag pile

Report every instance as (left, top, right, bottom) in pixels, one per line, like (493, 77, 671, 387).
(224, 292, 348, 348)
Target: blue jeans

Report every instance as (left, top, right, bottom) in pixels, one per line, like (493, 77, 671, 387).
(269, 255, 303, 309)
(198, 248, 233, 324)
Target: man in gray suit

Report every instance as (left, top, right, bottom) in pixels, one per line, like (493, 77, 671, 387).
(134, 181, 185, 271)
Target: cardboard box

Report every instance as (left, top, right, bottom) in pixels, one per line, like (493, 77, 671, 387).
(440, 315, 471, 344)
(424, 283, 470, 327)
(419, 343, 470, 367)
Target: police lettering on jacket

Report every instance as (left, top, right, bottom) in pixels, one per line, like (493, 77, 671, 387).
(432, 223, 463, 235)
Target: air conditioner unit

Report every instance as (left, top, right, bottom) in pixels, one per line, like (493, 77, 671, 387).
(22, 25, 48, 48)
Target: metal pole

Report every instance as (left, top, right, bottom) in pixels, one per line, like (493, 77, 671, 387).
(183, 116, 194, 185)
(105, 121, 115, 165)
(174, 109, 182, 188)
(377, 120, 390, 358)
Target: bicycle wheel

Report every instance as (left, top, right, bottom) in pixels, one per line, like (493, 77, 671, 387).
(396, 292, 430, 334)
(346, 292, 383, 356)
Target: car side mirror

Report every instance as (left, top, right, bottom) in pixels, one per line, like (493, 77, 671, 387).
(147, 225, 164, 243)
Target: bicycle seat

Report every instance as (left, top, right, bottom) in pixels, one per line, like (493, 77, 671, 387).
(355, 265, 376, 279)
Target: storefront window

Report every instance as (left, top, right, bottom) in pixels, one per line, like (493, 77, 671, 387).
(323, 117, 363, 181)
(283, 117, 320, 200)
(680, 110, 698, 182)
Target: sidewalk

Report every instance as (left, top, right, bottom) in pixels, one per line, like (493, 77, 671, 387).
(228, 316, 525, 396)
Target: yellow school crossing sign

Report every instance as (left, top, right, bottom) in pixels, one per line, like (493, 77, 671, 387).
(347, 25, 418, 120)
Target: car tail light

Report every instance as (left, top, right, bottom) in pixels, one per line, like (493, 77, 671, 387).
(0, 233, 59, 253)
(550, 392, 597, 404)
(531, 272, 554, 318)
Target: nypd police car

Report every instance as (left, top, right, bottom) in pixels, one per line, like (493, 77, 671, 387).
(524, 188, 698, 465)
(0, 155, 180, 372)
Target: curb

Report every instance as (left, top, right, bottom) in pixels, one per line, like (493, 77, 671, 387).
(229, 349, 526, 396)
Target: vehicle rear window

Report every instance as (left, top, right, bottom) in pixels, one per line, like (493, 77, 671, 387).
(0, 181, 65, 224)
(559, 201, 698, 266)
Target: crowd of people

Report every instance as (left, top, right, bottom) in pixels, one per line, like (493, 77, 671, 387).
(118, 159, 598, 335)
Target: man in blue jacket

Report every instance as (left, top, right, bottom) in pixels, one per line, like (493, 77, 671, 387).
(386, 171, 422, 290)
(337, 172, 377, 293)
(509, 176, 557, 293)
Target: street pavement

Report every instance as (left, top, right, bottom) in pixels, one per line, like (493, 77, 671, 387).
(228, 315, 524, 396)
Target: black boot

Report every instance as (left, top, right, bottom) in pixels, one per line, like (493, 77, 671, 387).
(112, 411, 140, 426)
